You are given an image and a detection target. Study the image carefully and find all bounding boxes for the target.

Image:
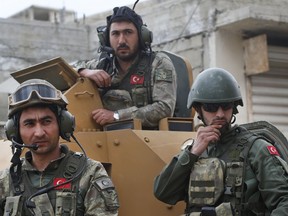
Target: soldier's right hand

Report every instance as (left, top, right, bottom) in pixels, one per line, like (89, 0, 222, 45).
(79, 69, 111, 88)
(190, 125, 222, 156)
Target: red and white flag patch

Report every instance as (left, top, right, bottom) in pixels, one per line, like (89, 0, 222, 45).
(53, 178, 71, 190)
(267, 146, 280, 156)
(130, 75, 144, 85)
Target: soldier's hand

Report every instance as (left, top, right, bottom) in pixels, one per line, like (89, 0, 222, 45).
(91, 108, 115, 126)
(191, 125, 222, 156)
(79, 69, 111, 87)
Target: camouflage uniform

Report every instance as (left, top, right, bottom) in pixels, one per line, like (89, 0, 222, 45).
(73, 51, 177, 128)
(0, 145, 119, 216)
(154, 125, 288, 215)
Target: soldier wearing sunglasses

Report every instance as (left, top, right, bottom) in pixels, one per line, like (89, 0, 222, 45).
(154, 68, 288, 215)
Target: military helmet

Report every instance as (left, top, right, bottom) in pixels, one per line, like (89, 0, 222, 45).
(8, 79, 68, 118)
(187, 67, 243, 110)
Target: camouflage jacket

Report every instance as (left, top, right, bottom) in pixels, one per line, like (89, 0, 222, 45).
(0, 145, 119, 216)
(153, 125, 288, 215)
(73, 51, 177, 128)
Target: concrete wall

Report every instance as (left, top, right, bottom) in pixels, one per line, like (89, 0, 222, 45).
(208, 30, 248, 124)
(0, 18, 91, 63)
(0, 18, 91, 120)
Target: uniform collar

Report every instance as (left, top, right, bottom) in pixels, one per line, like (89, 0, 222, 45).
(22, 144, 69, 171)
(113, 52, 142, 74)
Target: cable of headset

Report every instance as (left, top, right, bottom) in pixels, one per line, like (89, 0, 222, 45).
(9, 141, 23, 196)
(10, 134, 87, 215)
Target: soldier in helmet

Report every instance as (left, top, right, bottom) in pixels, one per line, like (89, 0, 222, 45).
(154, 68, 288, 215)
(0, 79, 119, 215)
(73, 5, 177, 128)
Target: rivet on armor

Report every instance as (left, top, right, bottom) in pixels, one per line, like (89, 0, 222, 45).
(144, 137, 150, 142)
(114, 139, 120, 146)
(96, 141, 102, 147)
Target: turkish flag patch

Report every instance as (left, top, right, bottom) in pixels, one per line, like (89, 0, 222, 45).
(267, 146, 280, 156)
(53, 178, 71, 190)
(130, 75, 144, 85)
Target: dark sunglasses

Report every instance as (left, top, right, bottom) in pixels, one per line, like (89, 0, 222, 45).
(202, 102, 234, 112)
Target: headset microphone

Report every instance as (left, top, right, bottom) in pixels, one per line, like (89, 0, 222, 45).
(12, 138, 39, 151)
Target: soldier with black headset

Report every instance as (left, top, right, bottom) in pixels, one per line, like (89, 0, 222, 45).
(73, 1, 177, 129)
(0, 79, 119, 215)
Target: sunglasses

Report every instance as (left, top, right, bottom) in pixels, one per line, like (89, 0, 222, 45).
(202, 102, 234, 112)
(9, 84, 62, 106)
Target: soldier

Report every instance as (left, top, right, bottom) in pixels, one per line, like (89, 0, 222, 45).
(0, 79, 119, 215)
(73, 5, 177, 128)
(153, 68, 288, 215)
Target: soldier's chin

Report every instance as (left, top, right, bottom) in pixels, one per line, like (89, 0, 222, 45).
(117, 52, 132, 61)
(219, 123, 230, 134)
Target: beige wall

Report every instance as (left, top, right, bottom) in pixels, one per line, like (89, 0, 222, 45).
(211, 29, 248, 125)
(0, 140, 12, 170)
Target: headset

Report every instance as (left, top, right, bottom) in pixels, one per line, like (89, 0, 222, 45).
(5, 106, 75, 143)
(97, 24, 153, 51)
(5, 105, 85, 212)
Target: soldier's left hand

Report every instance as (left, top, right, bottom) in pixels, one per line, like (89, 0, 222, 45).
(92, 108, 114, 125)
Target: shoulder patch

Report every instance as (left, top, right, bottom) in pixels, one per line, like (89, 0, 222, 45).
(94, 176, 119, 211)
(267, 146, 280, 156)
(95, 176, 115, 190)
(153, 52, 174, 82)
(155, 69, 173, 82)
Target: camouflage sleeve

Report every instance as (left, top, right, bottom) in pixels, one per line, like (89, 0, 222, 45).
(118, 52, 177, 127)
(248, 139, 288, 215)
(0, 168, 11, 215)
(153, 149, 198, 205)
(82, 159, 119, 215)
(0, 168, 11, 199)
(72, 59, 100, 72)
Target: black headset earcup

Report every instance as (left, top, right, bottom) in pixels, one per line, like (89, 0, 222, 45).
(4, 118, 17, 141)
(59, 110, 75, 142)
(141, 25, 153, 48)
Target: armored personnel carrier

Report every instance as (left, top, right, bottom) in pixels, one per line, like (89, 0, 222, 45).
(11, 54, 195, 216)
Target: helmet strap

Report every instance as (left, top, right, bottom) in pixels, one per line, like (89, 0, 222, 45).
(197, 110, 208, 126)
(231, 114, 236, 124)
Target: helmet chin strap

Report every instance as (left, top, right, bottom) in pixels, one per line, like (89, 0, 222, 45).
(197, 111, 208, 126)
(230, 114, 236, 124)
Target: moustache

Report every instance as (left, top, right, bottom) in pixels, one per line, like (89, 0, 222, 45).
(211, 117, 228, 124)
(117, 44, 129, 49)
